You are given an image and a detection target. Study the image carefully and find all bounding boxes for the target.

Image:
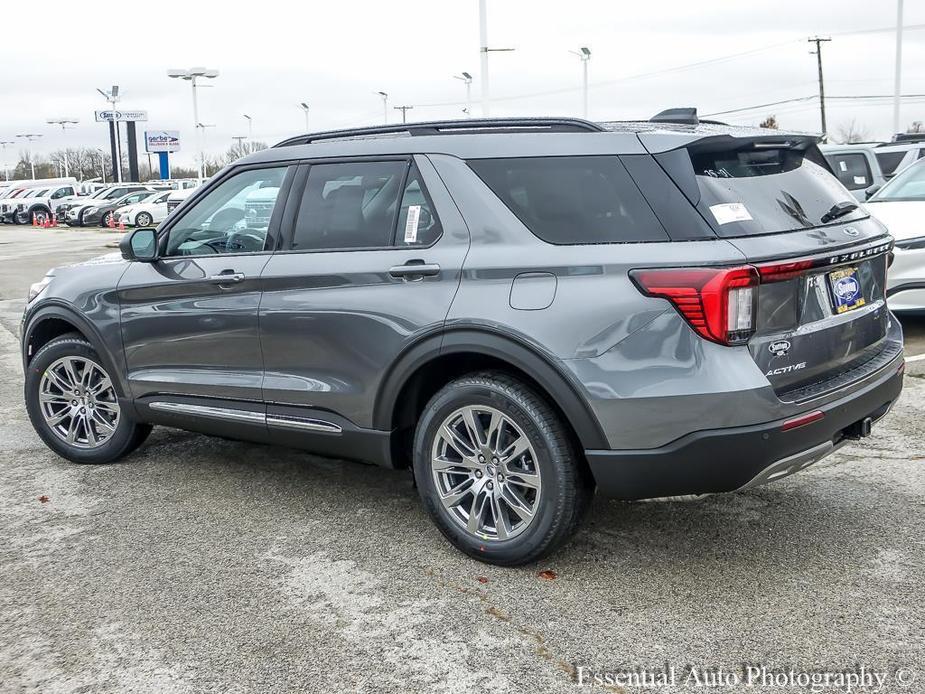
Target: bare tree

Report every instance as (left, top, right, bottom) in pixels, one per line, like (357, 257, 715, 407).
(835, 119, 872, 144)
(759, 115, 779, 130)
(224, 141, 268, 164)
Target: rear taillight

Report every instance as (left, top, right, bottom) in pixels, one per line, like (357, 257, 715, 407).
(630, 266, 759, 346)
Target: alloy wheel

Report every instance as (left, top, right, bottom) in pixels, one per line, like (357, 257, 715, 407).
(39, 356, 121, 449)
(430, 405, 542, 541)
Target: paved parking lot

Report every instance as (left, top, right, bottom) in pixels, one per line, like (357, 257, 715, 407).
(0, 226, 922, 693)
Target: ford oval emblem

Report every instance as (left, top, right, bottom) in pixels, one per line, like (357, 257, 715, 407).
(768, 340, 791, 357)
(844, 227, 860, 237)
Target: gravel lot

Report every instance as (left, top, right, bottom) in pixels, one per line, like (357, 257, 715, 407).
(0, 227, 923, 694)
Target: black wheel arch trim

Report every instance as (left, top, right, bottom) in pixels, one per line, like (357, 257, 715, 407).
(22, 301, 134, 409)
(373, 325, 609, 450)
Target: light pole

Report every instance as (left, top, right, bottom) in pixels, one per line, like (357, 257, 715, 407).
(232, 135, 247, 156)
(46, 118, 79, 178)
(16, 133, 42, 180)
(96, 86, 122, 182)
(167, 67, 220, 180)
(377, 91, 389, 124)
(299, 103, 310, 131)
(893, 0, 904, 135)
(454, 72, 473, 118)
(243, 113, 253, 140)
(0, 140, 14, 181)
(96, 148, 107, 183)
(477, 0, 514, 117)
(196, 123, 216, 175)
(570, 47, 591, 118)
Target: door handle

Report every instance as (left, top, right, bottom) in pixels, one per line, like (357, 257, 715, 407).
(389, 261, 440, 279)
(209, 271, 246, 284)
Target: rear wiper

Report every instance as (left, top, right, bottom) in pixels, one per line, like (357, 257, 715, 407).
(821, 200, 859, 224)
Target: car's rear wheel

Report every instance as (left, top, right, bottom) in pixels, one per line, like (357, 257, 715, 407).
(25, 335, 151, 464)
(413, 371, 591, 566)
(135, 212, 153, 227)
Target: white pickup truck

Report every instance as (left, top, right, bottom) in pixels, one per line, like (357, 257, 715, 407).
(5, 183, 78, 224)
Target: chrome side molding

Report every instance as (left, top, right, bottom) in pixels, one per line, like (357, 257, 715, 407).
(147, 401, 342, 434)
(266, 414, 342, 434)
(148, 401, 265, 424)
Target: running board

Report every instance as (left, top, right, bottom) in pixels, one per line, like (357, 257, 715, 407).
(148, 401, 342, 434)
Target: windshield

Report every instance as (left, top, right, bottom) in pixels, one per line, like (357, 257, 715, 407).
(691, 144, 867, 237)
(869, 159, 925, 202)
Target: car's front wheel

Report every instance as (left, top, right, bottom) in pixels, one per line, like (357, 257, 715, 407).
(25, 335, 151, 464)
(413, 371, 591, 566)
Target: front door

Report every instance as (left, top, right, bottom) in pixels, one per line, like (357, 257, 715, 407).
(258, 155, 469, 432)
(118, 165, 293, 404)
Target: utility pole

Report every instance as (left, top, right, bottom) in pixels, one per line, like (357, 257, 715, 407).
(393, 105, 413, 124)
(893, 0, 904, 136)
(231, 135, 247, 155)
(808, 36, 832, 138)
(478, 0, 514, 117)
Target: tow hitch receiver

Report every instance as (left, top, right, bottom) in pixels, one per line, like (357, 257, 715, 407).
(845, 416, 873, 440)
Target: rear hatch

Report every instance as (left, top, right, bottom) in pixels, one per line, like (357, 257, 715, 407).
(643, 132, 896, 399)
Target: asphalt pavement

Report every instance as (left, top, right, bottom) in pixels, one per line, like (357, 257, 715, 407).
(0, 226, 922, 694)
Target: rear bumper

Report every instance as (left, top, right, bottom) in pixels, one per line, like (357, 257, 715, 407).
(585, 353, 904, 500)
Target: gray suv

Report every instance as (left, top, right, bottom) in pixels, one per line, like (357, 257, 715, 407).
(21, 113, 905, 565)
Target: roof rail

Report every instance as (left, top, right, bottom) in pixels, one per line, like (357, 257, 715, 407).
(274, 117, 605, 147)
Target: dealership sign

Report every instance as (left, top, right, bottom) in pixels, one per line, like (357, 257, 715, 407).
(145, 130, 181, 153)
(94, 110, 148, 122)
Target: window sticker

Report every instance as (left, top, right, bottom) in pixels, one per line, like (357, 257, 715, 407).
(839, 160, 848, 172)
(404, 205, 421, 243)
(709, 202, 753, 225)
(853, 176, 867, 185)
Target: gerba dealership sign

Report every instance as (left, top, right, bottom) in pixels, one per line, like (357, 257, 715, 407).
(145, 130, 181, 153)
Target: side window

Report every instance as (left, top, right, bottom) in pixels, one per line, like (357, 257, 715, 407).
(291, 161, 407, 251)
(106, 188, 126, 199)
(469, 156, 669, 244)
(395, 165, 442, 247)
(826, 153, 872, 190)
(876, 151, 907, 177)
(165, 167, 287, 257)
(124, 192, 149, 205)
(51, 187, 72, 199)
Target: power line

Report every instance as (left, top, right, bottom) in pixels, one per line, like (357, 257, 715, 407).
(704, 93, 925, 118)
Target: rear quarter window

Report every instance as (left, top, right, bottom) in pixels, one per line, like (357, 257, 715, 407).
(468, 156, 669, 244)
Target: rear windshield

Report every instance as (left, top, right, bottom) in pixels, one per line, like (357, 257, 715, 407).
(468, 156, 669, 244)
(691, 145, 867, 237)
(875, 150, 907, 177)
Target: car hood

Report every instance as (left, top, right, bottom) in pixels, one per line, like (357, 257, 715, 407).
(864, 200, 924, 241)
(60, 252, 126, 271)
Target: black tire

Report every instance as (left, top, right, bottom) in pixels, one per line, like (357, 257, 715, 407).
(135, 212, 153, 227)
(413, 371, 592, 566)
(24, 335, 151, 464)
(101, 211, 113, 228)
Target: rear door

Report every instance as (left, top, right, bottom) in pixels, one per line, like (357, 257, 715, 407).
(258, 154, 469, 435)
(649, 136, 895, 398)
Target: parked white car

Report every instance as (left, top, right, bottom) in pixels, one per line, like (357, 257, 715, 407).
(9, 183, 79, 224)
(114, 191, 172, 227)
(866, 158, 925, 313)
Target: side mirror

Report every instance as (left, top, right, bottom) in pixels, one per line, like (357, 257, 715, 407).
(864, 183, 882, 200)
(120, 227, 158, 262)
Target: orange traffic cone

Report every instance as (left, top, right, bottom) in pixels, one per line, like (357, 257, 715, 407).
(31, 214, 37, 227)
(118, 220, 125, 231)
(51, 213, 57, 227)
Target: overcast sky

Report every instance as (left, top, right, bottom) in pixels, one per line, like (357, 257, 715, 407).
(0, 0, 922, 169)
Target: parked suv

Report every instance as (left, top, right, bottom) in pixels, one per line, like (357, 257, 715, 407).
(21, 114, 904, 565)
